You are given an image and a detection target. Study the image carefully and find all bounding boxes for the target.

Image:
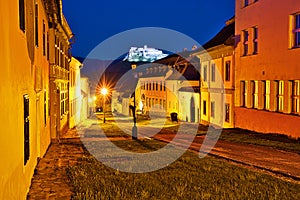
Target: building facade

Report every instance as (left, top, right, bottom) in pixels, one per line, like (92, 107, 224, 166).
(0, 0, 56, 198)
(235, 0, 300, 137)
(44, 0, 73, 140)
(194, 18, 235, 128)
(69, 57, 83, 128)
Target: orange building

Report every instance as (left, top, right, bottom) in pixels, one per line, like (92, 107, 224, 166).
(235, 0, 300, 137)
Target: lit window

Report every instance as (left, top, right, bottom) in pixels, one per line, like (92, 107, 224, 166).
(293, 13, 300, 47)
(251, 81, 258, 108)
(211, 64, 215, 82)
(253, 27, 258, 54)
(277, 81, 284, 112)
(243, 30, 249, 55)
(225, 61, 231, 81)
(263, 81, 270, 110)
(292, 80, 300, 114)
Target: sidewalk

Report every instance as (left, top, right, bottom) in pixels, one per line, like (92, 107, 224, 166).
(27, 117, 300, 199)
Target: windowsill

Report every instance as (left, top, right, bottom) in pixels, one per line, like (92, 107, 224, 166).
(241, 53, 258, 57)
(239, 106, 300, 116)
(289, 46, 300, 50)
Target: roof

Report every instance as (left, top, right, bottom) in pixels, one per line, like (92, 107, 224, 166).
(203, 19, 235, 50)
(167, 65, 199, 81)
(178, 86, 200, 93)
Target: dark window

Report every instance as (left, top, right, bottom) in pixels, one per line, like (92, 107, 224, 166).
(44, 91, 47, 125)
(225, 104, 230, 122)
(243, 30, 249, 55)
(253, 27, 258, 54)
(244, 0, 249, 7)
(294, 14, 300, 47)
(211, 64, 215, 82)
(203, 65, 207, 82)
(211, 101, 215, 117)
(240, 81, 246, 107)
(35, 3, 39, 47)
(23, 95, 30, 165)
(203, 100, 207, 115)
(225, 61, 231, 81)
(19, 0, 25, 31)
(43, 21, 46, 56)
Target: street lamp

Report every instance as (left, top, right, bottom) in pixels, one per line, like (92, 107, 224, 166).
(131, 64, 138, 140)
(101, 87, 108, 123)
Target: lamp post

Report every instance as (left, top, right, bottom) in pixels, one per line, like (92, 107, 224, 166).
(131, 64, 138, 140)
(101, 88, 108, 123)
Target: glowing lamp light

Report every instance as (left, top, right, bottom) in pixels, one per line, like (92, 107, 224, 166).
(101, 88, 108, 96)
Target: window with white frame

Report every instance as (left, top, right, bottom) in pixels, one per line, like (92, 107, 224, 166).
(293, 13, 300, 48)
(277, 81, 284, 112)
(292, 80, 300, 114)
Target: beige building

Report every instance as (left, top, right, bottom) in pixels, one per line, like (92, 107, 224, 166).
(45, 1, 73, 139)
(235, 0, 300, 137)
(193, 18, 235, 128)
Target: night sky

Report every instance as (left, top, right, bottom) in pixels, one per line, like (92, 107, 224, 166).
(62, 0, 235, 58)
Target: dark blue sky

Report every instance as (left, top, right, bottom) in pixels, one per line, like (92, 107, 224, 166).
(63, 0, 235, 58)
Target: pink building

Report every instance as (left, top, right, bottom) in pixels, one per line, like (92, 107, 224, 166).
(235, 0, 300, 138)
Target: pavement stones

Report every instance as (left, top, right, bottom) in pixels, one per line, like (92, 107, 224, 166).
(26, 137, 85, 200)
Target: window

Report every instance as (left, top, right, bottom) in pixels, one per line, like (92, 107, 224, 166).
(160, 82, 162, 91)
(251, 81, 258, 108)
(60, 84, 68, 116)
(243, 30, 249, 55)
(225, 61, 231, 81)
(44, 91, 47, 125)
(43, 22, 46, 56)
(244, 0, 249, 7)
(225, 104, 230, 122)
(293, 13, 300, 47)
(240, 81, 246, 107)
(19, 0, 25, 31)
(35, 3, 39, 47)
(211, 101, 215, 118)
(203, 100, 207, 115)
(203, 65, 207, 82)
(47, 32, 50, 60)
(292, 80, 300, 114)
(23, 95, 30, 165)
(277, 81, 284, 112)
(211, 64, 215, 82)
(253, 27, 258, 54)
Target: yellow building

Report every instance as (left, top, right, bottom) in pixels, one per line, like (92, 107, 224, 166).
(193, 18, 235, 128)
(234, 0, 300, 137)
(0, 0, 55, 198)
